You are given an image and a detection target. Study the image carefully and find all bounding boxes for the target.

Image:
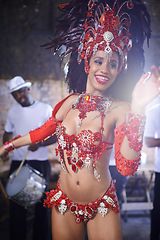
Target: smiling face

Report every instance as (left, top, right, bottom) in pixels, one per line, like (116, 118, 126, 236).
(86, 50, 119, 96)
(11, 87, 33, 107)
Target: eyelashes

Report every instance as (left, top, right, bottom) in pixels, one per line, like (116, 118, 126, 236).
(109, 62, 118, 69)
(94, 59, 102, 65)
(94, 59, 118, 69)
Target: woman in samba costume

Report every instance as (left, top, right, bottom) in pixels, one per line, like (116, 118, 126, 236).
(1, 0, 160, 239)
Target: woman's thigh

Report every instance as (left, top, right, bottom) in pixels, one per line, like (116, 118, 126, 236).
(51, 207, 86, 240)
(87, 210, 122, 240)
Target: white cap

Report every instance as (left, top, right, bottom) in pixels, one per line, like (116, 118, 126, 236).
(9, 76, 32, 93)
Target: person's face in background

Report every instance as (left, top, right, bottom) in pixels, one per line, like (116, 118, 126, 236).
(11, 87, 33, 107)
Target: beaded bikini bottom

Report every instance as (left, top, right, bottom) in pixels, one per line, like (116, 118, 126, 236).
(44, 180, 120, 223)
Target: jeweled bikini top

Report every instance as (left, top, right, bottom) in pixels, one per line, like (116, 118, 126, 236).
(55, 92, 113, 181)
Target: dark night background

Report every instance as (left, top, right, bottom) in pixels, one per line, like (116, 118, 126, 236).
(0, 0, 68, 80)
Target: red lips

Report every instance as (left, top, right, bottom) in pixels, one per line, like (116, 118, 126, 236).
(95, 75, 110, 84)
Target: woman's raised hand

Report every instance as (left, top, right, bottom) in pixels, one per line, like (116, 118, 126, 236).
(131, 65, 160, 113)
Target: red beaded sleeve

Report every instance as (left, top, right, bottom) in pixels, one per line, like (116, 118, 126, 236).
(29, 94, 73, 144)
(114, 122, 141, 177)
(29, 116, 61, 144)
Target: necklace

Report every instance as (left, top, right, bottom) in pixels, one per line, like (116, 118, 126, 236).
(72, 92, 112, 128)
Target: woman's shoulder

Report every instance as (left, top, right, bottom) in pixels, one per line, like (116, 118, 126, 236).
(60, 93, 80, 108)
(110, 98, 130, 113)
(54, 93, 80, 120)
(109, 98, 131, 125)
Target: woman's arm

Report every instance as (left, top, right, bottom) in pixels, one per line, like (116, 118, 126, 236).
(115, 65, 160, 176)
(114, 111, 144, 176)
(0, 113, 61, 157)
(0, 133, 32, 156)
(0, 94, 75, 157)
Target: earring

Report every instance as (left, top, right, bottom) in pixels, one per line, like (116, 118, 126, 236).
(85, 61, 90, 74)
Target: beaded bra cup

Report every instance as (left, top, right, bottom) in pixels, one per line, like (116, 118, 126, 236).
(55, 92, 113, 181)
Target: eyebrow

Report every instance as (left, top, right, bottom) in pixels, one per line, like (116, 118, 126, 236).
(94, 56, 118, 64)
(110, 59, 118, 63)
(94, 57, 104, 60)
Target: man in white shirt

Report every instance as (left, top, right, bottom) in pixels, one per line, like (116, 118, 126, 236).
(3, 76, 56, 240)
(144, 95, 160, 240)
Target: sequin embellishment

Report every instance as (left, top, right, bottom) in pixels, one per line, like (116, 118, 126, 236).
(44, 180, 120, 223)
(55, 93, 113, 181)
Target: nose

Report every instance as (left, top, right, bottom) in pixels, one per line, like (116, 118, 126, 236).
(15, 92, 22, 99)
(100, 62, 108, 74)
(13, 91, 23, 101)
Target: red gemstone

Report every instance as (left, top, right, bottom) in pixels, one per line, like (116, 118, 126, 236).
(88, 0, 95, 9)
(95, 97, 101, 103)
(72, 164, 77, 172)
(71, 205, 76, 212)
(76, 160, 83, 168)
(86, 206, 93, 214)
(73, 157, 76, 163)
(127, 1, 133, 9)
(67, 157, 72, 165)
(85, 95, 90, 101)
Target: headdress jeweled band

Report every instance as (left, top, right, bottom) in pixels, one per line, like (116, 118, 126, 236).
(77, 0, 133, 73)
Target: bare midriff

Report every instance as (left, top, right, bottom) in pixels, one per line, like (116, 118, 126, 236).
(58, 150, 112, 204)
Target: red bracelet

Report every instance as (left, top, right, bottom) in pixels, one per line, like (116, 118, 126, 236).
(125, 112, 146, 151)
(4, 135, 21, 152)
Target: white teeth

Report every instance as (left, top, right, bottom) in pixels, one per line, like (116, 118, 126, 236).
(96, 76, 109, 81)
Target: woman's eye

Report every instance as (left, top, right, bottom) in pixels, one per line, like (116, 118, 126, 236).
(94, 59, 102, 65)
(109, 62, 117, 69)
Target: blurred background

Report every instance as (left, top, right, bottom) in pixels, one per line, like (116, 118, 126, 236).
(0, 0, 160, 239)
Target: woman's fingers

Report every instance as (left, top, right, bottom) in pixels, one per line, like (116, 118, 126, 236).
(141, 72, 151, 85)
(141, 66, 160, 86)
(150, 65, 160, 83)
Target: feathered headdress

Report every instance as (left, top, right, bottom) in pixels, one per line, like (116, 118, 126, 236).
(43, 0, 151, 94)
(77, 0, 133, 73)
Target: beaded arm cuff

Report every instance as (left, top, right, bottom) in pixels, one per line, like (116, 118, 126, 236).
(4, 135, 21, 152)
(125, 112, 146, 151)
(114, 112, 146, 176)
(114, 122, 141, 177)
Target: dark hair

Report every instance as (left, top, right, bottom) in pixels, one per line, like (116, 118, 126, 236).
(44, 0, 151, 102)
(65, 52, 87, 94)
